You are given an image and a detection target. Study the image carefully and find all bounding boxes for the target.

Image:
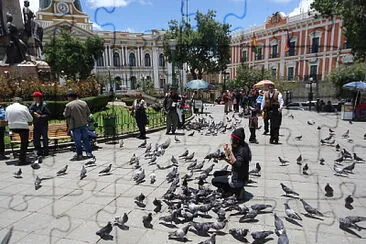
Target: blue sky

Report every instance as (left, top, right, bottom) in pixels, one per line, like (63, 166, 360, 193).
(25, 0, 314, 33)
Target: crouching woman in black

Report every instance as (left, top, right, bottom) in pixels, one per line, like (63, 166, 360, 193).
(211, 128, 251, 199)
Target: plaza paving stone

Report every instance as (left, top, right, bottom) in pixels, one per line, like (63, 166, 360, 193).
(0, 104, 365, 243)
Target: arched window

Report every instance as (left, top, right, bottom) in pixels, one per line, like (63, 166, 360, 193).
(96, 55, 104, 66)
(144, 53, 151, 67)
(130, 76, 137, 89)
(113, 53, 120, 67)
(159, 53, 165, 67)
(129, 53, 136, 66)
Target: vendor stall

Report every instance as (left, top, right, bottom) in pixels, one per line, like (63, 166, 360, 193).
(342, 81, 366, 121)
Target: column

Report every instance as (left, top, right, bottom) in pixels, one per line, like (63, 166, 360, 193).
(152, 47, 160, 89)
(109, 46, 113, 67)
(121, 46, 124, 66)
(279, 34, 286, 77)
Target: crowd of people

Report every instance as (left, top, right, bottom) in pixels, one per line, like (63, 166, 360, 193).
(222, 84, 284, 145)
(0, 90, 94, 165)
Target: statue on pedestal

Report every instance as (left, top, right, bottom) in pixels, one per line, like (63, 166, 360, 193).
(23, 0, 43, 58)
(4, 12, 27, 64)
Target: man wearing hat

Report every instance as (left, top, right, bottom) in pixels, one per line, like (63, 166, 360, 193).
(64, 90, 93, 160)
(163, 86, 180, 135)
(261, 84, 284, 144)
(29, 91, 50, 156)
(5, 97, 33, 164)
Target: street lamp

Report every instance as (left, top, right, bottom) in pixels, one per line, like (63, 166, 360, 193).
(308, 77, 314, 111)
(168, 39, 178, 89)
(107, 66, 113, 94)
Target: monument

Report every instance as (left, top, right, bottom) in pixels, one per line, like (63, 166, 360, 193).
(0, 0, 49, 79)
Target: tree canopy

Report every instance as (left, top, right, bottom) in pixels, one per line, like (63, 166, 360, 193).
(311, 0, 366, 61)
(44, 30, 104, 79)
(163, 10, 231, 80)
(227, 64, 274, 90)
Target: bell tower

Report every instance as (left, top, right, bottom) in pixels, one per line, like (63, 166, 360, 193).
(36, 0, 92, 32)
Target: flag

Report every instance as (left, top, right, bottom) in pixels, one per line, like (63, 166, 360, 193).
(252, 34, 258, 54)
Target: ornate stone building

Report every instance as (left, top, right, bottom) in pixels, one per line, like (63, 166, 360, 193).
(36, 0, 178, 91)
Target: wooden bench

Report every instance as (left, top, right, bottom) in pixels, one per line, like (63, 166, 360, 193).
(10, 123, 71, 156)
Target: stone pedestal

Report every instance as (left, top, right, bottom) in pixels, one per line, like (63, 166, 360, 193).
(0, 61, 50, 80)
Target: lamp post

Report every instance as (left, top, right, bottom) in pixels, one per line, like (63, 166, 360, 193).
(222, 71, 230, 92)
(308, 77, 314, 111)
(107, 66, 113, 94)
(168, 39, 178, 89)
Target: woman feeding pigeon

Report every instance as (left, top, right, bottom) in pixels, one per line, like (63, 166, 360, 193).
(211, 127, 251, 199)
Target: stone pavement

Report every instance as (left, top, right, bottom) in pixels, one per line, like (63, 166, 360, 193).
(0, 105, 365, 244)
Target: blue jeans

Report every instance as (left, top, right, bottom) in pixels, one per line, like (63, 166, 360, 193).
(71, 126, 92, 155)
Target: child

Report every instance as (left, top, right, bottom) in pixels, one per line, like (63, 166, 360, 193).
(249, 110, 259, 144)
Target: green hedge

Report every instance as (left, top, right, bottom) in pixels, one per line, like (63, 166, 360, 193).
(3, 95, 112, 120)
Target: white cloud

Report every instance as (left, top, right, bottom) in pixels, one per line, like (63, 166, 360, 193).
(86, 0, 151, 8)
(92, 22, 104, 31)
(122, 27, 135, 33)
(289, 0, 314, 16)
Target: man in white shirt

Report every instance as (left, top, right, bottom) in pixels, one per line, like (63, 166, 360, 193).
(261, 84, 284, 144)
(5, 97, 33, 164)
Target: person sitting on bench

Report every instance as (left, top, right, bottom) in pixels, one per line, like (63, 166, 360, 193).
(212, 127, 251, 199)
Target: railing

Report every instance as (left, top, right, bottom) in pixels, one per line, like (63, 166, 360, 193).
(285, 50, 297, 56)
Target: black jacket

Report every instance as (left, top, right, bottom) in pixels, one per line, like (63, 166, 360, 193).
(29, 101, 50, 126)
(163, 94, 179, 113)
(231, 128, 251, 183)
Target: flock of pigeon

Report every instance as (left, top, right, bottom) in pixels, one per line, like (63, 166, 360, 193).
(3, 109, 366, 243)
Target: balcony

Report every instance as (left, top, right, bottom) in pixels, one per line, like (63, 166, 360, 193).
(270, 53, 279, 59)
(255, 55, 263, 61)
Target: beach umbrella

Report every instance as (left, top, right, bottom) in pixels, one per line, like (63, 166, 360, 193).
(254, 80, 274, 88)
(185, 79, 211, 90)
(342, 81, 366, 90)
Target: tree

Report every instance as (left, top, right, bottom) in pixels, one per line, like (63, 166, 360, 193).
(163, 10, 231, 80)
(228, 64, 274, 89)
(311, 0, 366, 61)
(43, 30, 104, 79)
(326, 62, 366, 97)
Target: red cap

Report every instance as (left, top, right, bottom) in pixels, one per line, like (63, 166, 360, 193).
(32, 91, 43, 97)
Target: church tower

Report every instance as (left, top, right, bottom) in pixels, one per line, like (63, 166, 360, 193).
(36, 0, 92, 32)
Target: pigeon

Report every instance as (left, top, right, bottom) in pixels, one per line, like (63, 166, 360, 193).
(179, 150, 189, 158)
(138, 140, 147, 148)
(333, 165, 348, 175)
(34, 176, 41, 190)
(159, 211, 179, 224)
(135, 193, 146, 203)
(174, 135, 181, 143)
(329, 128, 335, 133)
(317, 126, 321, 130)
(187, 159, 198, 170)
(145, 143, 152, 153)
(339, 216, 366, 231)
(334, 156, 344, 163)
(353, 153, 364, 162)
(229, 228, 249, 240)
(251, 231, 274, 241)
(300, 199, 323, 217)
(302, 163, 309, 175)
(188, 131, 195, 136)
(142, 213, 153, 228)
(31, 157, 42, 169)
(193, 160, 204, 170)
(307, 120, 315, 125)
(335, 144, 340, 151)
(249, 162, 261, 175)
(14, 168, 22, 178)
(80, 165, 87, 180)
(343, 162, 356, 173)
(190, 221, 211, 235)
(160, 138, 171, 149)
(56, 165, 68, 176)
(342, 130, 349, 138)
(153, 198, 162, 213)
(280, 183, 299, 196)
(345, 195, 354, 209)
(199, 234, 216, 244)
(99, 164, 112, 175)
(319, 158, 325, 165)
(129, 154, 138, 164)
(210, 219, 228, 231)
(85, 156, 96, 166)
(277, 230, 289, 244)
(119, 139, 124, 148)
(296, 155, 303, 165)
(1, 226, 13, 244)
(182, 170, 193, 181)
(133, 169, 145, 183)
(325, 183, 334, 197)
(150, 173, 156, 184)
(168, 224, 190, 241)
(171, 156, 178, 165)
(114, 213, 128, 227)
(96, 222, 113, 238)
(278, 157, 289, 165)
(148, 156, 157, 165)
(251, 204, 272, 212)
(284, 203, 302, 221)
(239, 210, 258, 222)
(228, 204, 249, 214)
(185, 152, 195, 161)
(295, 135, 302, 141)
(274, 213, 285, 234)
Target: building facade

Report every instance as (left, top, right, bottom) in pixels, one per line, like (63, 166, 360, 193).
(229, 12, 354, 83)
(36, 0, 180, 91)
